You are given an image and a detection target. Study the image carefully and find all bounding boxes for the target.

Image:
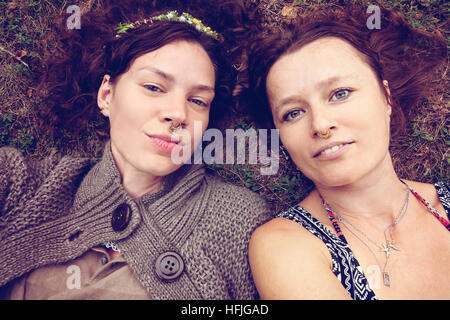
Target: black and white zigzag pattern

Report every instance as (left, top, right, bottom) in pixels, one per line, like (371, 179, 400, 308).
(277, 181, 450, 301)
(435, 181, 450, 219)
(278, 207, 377, 300)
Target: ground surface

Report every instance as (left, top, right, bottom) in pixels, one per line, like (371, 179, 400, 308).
(0, 0, 448, 212)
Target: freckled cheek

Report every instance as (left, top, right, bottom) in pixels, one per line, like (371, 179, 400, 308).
(279, 128, 310, 161)
(357, 104, 391, 137)
(112, 98, 160, 130)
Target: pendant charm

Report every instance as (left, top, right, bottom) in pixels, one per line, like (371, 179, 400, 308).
(388, 241, 400, 251)
(381, 241, 400, 259)
(380, 243, 391, 258)
(383, 272, 391, 287)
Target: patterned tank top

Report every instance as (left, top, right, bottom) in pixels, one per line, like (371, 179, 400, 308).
(277, 181, 450, 300)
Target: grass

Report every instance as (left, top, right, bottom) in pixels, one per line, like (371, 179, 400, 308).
(0, 0, 448, 213)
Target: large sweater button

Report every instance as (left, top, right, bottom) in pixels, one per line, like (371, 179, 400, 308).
(155, 251, 184, 281)
(111, 203, 131, 232)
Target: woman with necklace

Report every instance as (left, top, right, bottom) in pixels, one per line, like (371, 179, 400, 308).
(245, 4, 449, 300)
(0, 0, 272, 299)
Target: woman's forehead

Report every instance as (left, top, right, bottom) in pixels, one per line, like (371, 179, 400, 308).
(267, 37, 372, 87)
(126, 40, 216, 85)
(131, 40, 210, 67)
(276, 37, 368, 71)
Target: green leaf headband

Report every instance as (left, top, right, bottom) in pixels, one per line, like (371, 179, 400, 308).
(115, 10, 219, 40)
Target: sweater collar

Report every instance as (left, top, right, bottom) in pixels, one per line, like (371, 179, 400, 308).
(74, 141, 205, 206)
(72, 141, 207, 244)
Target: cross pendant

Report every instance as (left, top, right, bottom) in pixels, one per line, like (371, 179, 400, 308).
(380, 243, 391, 259)
(380, 241, 400, 259)
(388, 241, 400, 251)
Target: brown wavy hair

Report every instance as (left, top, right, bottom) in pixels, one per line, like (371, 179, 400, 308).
(242, 3, 447, 138)
(37, 0, 251, 142)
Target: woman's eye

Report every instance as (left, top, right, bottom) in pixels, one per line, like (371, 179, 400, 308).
(331, 89, 351, 101)
(143, 84, 163, 92)
(283, 109, 304, 122)
(190, 98, 208, 107)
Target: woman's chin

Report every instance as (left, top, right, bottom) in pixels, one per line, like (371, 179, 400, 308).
(309, 171, 361, 189)
(139, 160, 184, 177)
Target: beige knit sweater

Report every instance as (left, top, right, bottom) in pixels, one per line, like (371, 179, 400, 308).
(0, 143, 272, 299)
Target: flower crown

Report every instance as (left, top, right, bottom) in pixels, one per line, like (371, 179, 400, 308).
(115, 11, 219, 40)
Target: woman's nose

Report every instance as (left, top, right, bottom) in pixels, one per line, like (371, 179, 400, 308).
(160, 92, 187, 125)
(310, 105, 337, 138)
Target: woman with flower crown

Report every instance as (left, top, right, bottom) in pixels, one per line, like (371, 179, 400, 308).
(0, 0, 271, 299)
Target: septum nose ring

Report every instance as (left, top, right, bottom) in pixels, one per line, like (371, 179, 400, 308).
(169, 121, 183, 133)
(317, 129, 331, 139)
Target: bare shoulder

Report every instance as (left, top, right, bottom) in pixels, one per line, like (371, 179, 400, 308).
(249, 217, 350, 299)
(403, 179, 444, 210)
(249, 215, 333, 270)
(250, 217, 320, 251)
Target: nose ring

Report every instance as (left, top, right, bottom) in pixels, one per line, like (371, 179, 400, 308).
(169, 121, 183, 133)
(317, 129, 331, 139)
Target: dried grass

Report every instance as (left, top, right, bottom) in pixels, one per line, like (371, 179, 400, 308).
(0, 0, 447, 212)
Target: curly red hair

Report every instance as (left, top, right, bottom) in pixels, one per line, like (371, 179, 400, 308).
(37, 0, 251, 142)
(243, 3, 446, 138)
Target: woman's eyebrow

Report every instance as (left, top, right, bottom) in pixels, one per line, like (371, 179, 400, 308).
(314, 75, 357, 89)
(193, 84, 215, 93)
(273, 94, 305, 114)
(135, 66, 214, 93)
(273, 75, 358, 112)
(136, 66, 174, 82)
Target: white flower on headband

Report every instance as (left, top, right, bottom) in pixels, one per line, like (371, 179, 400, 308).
(115, 10, 219, 40)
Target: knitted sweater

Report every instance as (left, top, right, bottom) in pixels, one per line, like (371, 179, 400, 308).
(0, 143, 272, 299)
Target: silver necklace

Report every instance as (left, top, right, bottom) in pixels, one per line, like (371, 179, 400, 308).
(332, 186, 410, 287)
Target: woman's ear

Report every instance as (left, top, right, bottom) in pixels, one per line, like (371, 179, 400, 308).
(97, 75, 113, 117)
(382, 80, 392, 117)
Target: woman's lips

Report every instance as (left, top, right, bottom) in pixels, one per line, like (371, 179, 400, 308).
(314, 142, 353, 160)
(148, 134, 182, 153)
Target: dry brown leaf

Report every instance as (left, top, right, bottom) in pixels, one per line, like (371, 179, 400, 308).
(16, 50, 27, 59)
(281, 4, 300, 22)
